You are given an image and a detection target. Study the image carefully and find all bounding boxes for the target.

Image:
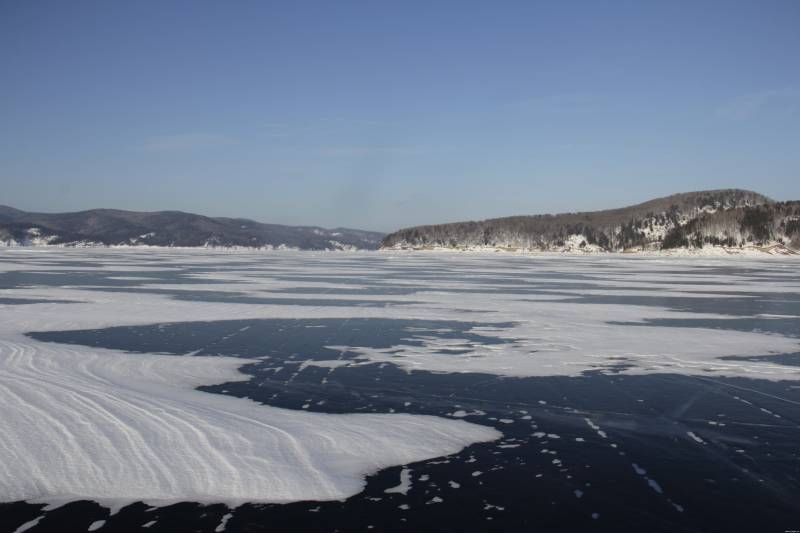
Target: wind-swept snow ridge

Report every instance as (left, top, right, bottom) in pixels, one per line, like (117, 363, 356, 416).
(0, 256, 501, 507)
(0, 334, 498, 506)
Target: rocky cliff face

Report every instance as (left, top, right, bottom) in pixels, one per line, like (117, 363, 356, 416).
(381, 189, 799, 253)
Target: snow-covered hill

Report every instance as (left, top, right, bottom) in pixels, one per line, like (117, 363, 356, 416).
(0, 206, 384, 250)
(381, 189, 800, 254)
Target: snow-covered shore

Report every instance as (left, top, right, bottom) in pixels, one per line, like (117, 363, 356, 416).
(380, 243, 798, 256)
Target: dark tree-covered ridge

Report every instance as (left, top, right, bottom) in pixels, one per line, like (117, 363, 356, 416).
(381, 189, 800, 253)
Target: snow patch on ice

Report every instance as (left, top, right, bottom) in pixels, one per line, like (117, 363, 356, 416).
(215, 512, 234, 532)
(385, 468, 413, 496)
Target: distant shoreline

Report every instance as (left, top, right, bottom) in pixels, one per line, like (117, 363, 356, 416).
(2, 243, 797, 257)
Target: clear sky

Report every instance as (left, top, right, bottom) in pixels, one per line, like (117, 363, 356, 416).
(1, 1, 799, 232)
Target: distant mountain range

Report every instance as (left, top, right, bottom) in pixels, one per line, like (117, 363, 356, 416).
(0, 206, 384, 250)
(3, 189, 799, 254)
(381, 189, 800, 254)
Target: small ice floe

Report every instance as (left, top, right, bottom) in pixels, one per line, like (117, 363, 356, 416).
(575, 437, 585, 442)
(88, 521, 106, 531)
(591, 513, 600, 520)
(41, 502, 65, 512)
(426, 496, 443, 505)
(472, 471, 483, 477)
(448, 481, 461, 489)
(142, 521, 157, 528)
(532, 431, 546, 438)
(398, 504, 410, 510)
(385, 467, 413, 495)
(574, 489, 584, 498)
(449, 409, 486, 418)
(631, 464, 663, 494)
(647, 478, 663, 494)
(214, 512, 233, 532)
(14, 517, 44, 533)
(584, 418, 608, 439)
(419, 474, 430, 482)
(498, 419, 514, 424)
(687, 431, 706, 444)
(498, 444, 520, 448)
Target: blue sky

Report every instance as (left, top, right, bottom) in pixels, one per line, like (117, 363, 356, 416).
(1, 1, 799, 231)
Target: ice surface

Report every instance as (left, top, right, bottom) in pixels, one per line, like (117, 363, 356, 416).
(0, 328, 497, 506)
(1, 247, 799, 512)
(0, 254, 503, 508)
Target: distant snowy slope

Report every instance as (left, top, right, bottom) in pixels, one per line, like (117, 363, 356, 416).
(0, 207, 384, 250)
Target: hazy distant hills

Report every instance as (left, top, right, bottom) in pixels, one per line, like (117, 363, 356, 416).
(3, 189, 799, 254)
(381, 189, 800, 254)
(0, 206, 384, 250)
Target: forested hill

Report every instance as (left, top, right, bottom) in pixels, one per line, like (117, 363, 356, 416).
(0, 206, 384, 250)
(381, 189, 800, 254)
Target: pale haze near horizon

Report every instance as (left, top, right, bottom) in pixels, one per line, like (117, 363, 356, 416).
(1, 1, 799, 232)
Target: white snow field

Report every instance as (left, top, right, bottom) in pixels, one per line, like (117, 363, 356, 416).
(1, 248, 799, 510)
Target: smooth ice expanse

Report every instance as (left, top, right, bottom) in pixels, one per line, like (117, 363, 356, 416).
(1, 248, 799, 511)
